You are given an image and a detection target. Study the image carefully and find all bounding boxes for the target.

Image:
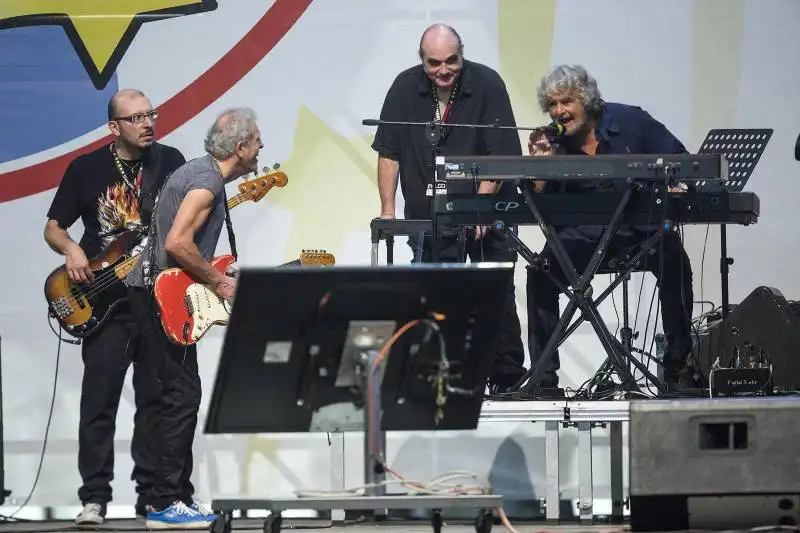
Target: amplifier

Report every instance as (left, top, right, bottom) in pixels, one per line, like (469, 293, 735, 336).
(692, 286, 800, 392)
(629, 398, 800, 531)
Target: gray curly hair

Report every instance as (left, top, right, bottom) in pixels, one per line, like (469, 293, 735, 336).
(537, 65, 604, 117)
(204, 107, 258, 159)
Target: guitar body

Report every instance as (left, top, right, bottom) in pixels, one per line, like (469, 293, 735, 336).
(43, 168, 288, 340)
(154, 250, 336, 346)
(154, 255, 236, 346)
(44, 230, 142, 338)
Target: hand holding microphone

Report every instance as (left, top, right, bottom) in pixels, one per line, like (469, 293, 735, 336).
(528, 121, 565, 157)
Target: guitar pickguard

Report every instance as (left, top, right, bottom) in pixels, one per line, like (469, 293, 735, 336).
(184, 283, 230, 343)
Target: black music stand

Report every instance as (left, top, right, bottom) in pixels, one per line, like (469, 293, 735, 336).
(205, 264, 513, 533)
(694, 128, 772, 363)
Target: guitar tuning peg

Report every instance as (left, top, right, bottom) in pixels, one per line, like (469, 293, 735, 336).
(272, 163, 280, 170)
(261, 166, 269, 174)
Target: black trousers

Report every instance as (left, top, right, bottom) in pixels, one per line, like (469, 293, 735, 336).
(526, 226, 694, 386)
(77, 308, 160, 509)
(410, 228, 526, 386)
(128, 286, 201, 510)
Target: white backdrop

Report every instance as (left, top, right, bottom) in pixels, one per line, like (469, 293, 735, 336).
(1, 0, 799, 516)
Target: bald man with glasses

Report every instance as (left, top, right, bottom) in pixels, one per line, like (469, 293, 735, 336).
(44, 89, 186, 525)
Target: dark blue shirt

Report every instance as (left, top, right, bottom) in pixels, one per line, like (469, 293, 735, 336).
(556, 102, 688, 193)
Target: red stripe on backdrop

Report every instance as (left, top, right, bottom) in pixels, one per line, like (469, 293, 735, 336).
(0, 0, 314, 203)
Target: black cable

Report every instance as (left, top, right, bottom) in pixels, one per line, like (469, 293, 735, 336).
(5, 322, 61, 520)
(631, 187, 658, 359)
(469, 165, 486, 263)
(639, 180, 670, 387)
(678, 224, 705, 378)
(700, 223, 710, 306)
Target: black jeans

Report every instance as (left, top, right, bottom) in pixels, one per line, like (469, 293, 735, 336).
(409, 228, 527, 386)
(77, 308, 161, 510)
(526, 226, 694, 386)
(128, 286, 201, 510)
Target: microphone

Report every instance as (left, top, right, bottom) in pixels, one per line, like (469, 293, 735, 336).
(536, 121, 566, 137)
(362, 119, 380, 126)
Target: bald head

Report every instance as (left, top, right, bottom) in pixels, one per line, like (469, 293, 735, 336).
(108, 89, 148, 121)
(106, 88, 157, 153)
(418, 24, 463, 60)
(418, 24, 464, 91)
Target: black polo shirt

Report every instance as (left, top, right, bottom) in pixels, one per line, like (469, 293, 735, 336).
(371, 59, 522, 219)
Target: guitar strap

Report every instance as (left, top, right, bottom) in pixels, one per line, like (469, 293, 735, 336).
(223, 189, 238, 260)
(139, 143, 164, 231)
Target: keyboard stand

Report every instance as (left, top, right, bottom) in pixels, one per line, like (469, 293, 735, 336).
(504, 184, 668, 397)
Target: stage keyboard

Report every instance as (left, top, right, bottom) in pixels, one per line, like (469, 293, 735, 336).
(441, 153, 728, 181)
(434, 191, 760, 227)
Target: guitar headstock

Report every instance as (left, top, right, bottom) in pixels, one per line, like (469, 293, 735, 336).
(239, 164, 288, 203)
(299, 249, 336, 267)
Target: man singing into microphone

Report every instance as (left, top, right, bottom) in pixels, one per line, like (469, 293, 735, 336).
(526, 64, 695, 392)
(370, 23, 527, 392)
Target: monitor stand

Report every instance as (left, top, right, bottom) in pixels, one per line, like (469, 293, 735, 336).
(205, 264, 512, 533)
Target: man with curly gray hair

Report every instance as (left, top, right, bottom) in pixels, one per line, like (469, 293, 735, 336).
(526, 65, 695, 393)
(125, 106, 263, 528)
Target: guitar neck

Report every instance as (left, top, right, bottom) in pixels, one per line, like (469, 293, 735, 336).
(227, 193, 248, 209)
(113, 254, 140, 280)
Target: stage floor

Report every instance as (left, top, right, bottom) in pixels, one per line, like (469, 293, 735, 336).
(0, 519, 634, 533)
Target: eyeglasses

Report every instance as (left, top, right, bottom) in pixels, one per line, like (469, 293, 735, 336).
(113, 110, 160, 125)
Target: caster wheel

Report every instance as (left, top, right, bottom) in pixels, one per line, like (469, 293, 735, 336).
(474, 509, 493, 533)
(263, 512, 283, 533)
(211, 512, 232, 533)
(430, 508, 443, 533)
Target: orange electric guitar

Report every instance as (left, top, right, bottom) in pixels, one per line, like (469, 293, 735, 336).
(153, 250, 336, 346)
(44, 167, 288, 338)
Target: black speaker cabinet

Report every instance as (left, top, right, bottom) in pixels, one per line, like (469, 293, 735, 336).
(630, 398, 800, 531)
(693, 286, 800, 391)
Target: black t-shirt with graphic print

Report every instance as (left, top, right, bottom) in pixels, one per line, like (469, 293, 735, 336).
(47, 141, 186, 259)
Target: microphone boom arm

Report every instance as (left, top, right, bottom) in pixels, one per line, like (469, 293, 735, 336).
(362, 118, 558, 133)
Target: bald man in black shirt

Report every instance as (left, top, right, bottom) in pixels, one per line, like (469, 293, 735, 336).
(371, 24, 527, 391)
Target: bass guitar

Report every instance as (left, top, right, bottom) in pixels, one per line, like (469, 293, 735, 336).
(153, 250, 335, 346)
(44, 167, 288, 339)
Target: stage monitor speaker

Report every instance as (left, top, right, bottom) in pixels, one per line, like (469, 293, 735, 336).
(629, 398, 800, 531)
(693, 286, 800, 391)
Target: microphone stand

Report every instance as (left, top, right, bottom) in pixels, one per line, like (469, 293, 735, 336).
(362, 118, 556, 260)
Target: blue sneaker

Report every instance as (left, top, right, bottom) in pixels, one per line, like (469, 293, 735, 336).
(145, 501, 214, 529)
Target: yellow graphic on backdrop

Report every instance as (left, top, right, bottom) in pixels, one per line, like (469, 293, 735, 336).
(271, 105, 378, 261)
(0, 0, 217, 89)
